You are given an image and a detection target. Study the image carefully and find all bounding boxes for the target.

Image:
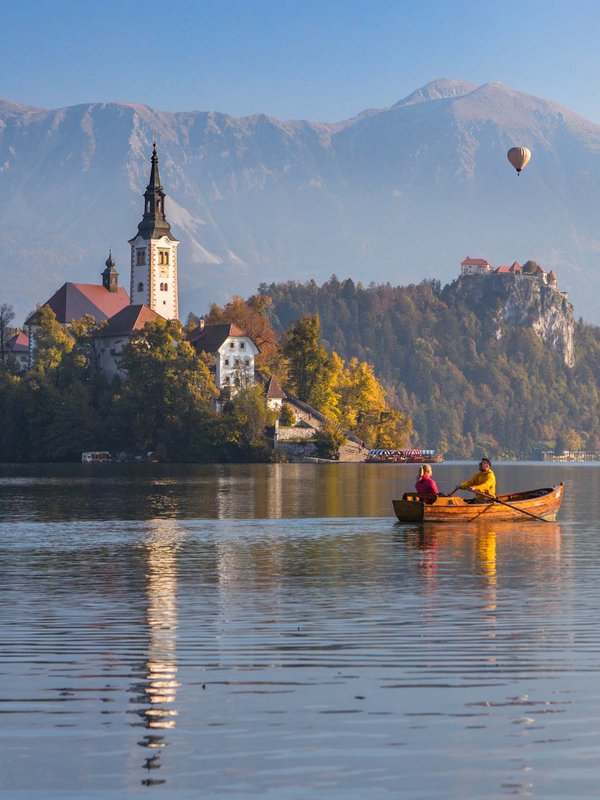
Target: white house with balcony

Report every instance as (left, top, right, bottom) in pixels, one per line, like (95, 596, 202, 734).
(188, 322, 259, 389)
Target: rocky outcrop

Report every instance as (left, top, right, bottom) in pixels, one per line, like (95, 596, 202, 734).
(453, 273, 574, 367)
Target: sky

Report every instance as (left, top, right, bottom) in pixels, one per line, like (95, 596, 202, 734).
(2, 0, 600, 123)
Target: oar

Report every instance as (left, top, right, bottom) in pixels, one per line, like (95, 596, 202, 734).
(467, 488, 549, 522)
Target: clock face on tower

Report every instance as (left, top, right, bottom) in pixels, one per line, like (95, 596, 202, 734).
(159, 266, 169, 278)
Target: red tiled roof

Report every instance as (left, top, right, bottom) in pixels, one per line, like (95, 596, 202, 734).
(188, 323, 248, 353)
(266, 376, 286, 400)
(5, 331, 29, 353)
(461, 257, 491, 266)
(94, 304, 162, 337)
(510, 262, 522, 271)
(496, 266, 512, 273)
(25, 282, 130, 326)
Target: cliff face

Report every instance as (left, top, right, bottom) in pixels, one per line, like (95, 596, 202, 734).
(452, 274, 574, 367)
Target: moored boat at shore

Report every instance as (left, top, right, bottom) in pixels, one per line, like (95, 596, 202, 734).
(393, 484, 564, 523)
(367, 448, 443, 464)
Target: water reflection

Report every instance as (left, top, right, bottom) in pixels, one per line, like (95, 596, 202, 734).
(0, 461, 576, 522)
(2, 464, 598, 799)
(134, 523, 180, 786)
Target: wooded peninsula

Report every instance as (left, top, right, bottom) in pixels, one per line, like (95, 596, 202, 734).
(1, 270, 597, 462)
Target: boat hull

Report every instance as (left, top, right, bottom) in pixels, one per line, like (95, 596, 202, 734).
(393, 484, 564, 523)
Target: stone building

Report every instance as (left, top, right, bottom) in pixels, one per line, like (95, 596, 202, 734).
(93, 304, 162, 379)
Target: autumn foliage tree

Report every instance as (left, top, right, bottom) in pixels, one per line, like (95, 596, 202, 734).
(280, 313, 411, 447)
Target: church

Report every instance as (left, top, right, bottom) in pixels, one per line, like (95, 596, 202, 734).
(26, 146, 259, 388)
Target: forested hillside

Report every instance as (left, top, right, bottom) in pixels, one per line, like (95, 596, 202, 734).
(259, 276, 600, 458)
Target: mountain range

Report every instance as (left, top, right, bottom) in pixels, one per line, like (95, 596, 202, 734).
(3, 78, 600, 325)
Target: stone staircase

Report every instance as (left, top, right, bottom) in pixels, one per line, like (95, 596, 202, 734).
(338, 441, 368, 462)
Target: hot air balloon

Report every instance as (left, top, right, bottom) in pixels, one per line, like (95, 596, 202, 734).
(507, 146, 531, 175)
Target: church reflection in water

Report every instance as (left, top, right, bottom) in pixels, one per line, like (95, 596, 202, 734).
(135, 521, 180, 786)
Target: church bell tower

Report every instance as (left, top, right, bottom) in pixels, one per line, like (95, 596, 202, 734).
(128, 144, 179, 320)
(102, 250, 119, 293)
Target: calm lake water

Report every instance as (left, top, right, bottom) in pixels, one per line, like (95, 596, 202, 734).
(0, 461, 598, 799)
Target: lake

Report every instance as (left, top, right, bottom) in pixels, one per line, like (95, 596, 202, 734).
(0, 461, 598, 799)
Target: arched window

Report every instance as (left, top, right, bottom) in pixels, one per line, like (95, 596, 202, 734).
(137, 282, 144, 292)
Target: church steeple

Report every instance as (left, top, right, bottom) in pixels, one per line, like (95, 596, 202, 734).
(102, 250, 119, 293)
(128, 144, 180, 320)
(135, 144, 175, 241)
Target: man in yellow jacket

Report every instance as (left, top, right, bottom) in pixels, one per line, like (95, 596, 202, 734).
(455, 457, 496, 496)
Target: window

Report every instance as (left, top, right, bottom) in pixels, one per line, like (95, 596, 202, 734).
(159, 282, 169, 291)
(229, 342, 235, 349)
(224, 358, 229, 366)
(245, 359, 250, 366)
(240, 342, 245, 350)
(159, 250, 170, 266)
(137, 282, 144, 292)
(224, 376, 230, 385)
(235, 358, 240, 366)
(136, 249, 146, 266)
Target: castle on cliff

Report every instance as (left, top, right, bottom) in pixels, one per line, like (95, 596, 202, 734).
(459, 257, 567, 298)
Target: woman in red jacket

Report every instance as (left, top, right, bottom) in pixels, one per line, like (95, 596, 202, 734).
(415, 463, 439, 502)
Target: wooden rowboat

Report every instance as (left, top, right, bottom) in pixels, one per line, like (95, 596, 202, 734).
(393, 484, 564, 523)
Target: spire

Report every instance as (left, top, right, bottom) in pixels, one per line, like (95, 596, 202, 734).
(102, 249, 119, 293)
(135, 144, 175, 240)
(148, 142, 161, 190)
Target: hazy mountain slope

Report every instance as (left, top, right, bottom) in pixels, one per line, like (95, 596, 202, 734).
(2, 80, 600, 324)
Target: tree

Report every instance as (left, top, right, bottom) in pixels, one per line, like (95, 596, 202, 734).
(222, 384, 277, 460)
(280, 314, 338, 413)
(314, 420, 346, 459)
(116, 319, 219, 459)
(0, 303, 15, 364)
(279, 402, 296, 426)
(336, 357, 388, 431)
(31, 305, 75, 379)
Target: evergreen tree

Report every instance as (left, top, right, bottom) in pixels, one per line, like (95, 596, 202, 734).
(280, 314, 337, 410)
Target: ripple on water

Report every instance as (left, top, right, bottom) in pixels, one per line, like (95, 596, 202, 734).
(0, 465, 599, 797)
